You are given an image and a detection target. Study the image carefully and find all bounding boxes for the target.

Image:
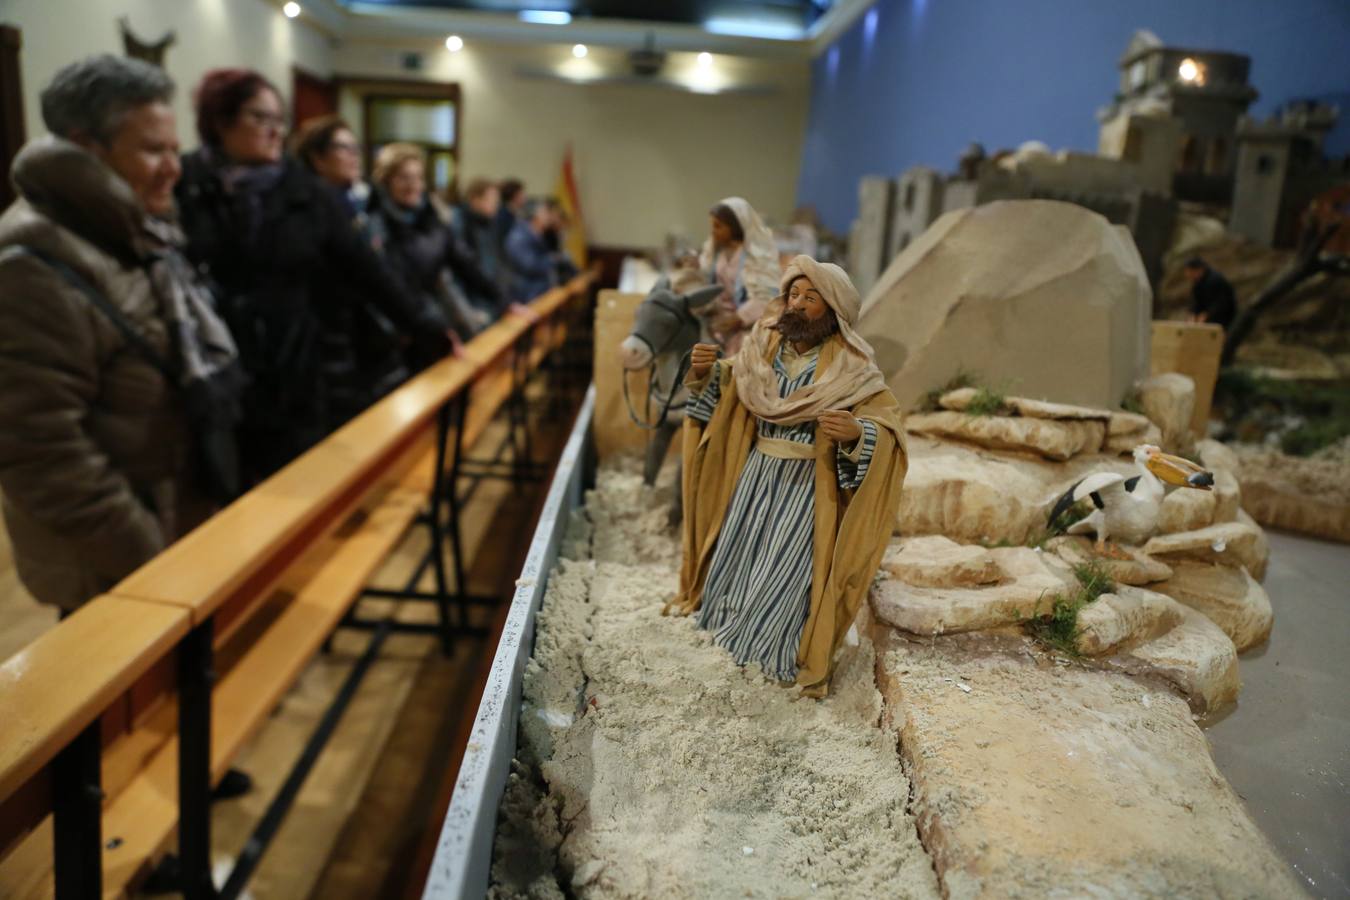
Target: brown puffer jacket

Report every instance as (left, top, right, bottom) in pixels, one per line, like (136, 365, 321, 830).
(0, 137, 204, 611)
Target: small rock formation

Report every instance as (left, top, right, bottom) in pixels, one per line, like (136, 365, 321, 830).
(1047, 535, 1173, 585)
(1073, 584, 1181, 656)
(873, 540, 1071, 634)
(1134, 373, 1196, 455)
(1151, 560, 1273, 652)
(858, 200, 1152, 411)
(905, 411, 1107, 461)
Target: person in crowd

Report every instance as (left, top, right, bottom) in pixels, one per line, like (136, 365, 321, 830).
(452, 177, 506, 306)
(367, 142, 522, 358)
(503, 197, 567, 302)
(1183, 257, 1238, 331)
(495, 176, 525, 248)
(541, 196, 581, 282)
(176, 69, 455, 477)
(0, 55, 239, 615)
(700, 197, 781, 353)
(290, 114, 411, 426)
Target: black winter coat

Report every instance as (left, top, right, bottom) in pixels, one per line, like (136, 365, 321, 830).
(175, 152, 450, 481)
(369, 192, 504, 354)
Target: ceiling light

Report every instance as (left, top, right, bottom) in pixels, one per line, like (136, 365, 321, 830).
(445, 35, 463, 52)
(519, 10, 572, 25)
(704, 16, 803, 40)
(697, 51, 713, 69)
(572, 43, 588, 58)
(282, 1, 300, 17)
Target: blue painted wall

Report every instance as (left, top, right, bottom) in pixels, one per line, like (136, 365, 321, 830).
(798, 0, 1350, 231)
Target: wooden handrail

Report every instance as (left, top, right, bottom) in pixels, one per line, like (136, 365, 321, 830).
(112, 271, 595, 622)
(0, 269, 595, 824)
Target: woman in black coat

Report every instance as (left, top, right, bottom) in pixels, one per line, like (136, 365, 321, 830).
(176, 70, 452, 481)
(367, 143, 523, 366)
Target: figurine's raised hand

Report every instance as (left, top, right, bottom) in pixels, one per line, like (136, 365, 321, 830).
(818, 409, 863, 444)
(688, 342, 720, 380)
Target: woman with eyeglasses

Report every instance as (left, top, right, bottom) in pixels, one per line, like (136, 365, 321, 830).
(176, 70, 455, 482)
(290, 114, 424, 429)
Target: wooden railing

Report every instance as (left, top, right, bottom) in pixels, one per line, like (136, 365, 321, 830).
(0, 270, 596, 900)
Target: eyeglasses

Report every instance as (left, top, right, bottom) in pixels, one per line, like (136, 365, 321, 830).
(240, 108, 288, 132)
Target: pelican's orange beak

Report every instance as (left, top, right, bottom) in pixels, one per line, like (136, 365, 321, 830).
(1147, 451, 1214, 490)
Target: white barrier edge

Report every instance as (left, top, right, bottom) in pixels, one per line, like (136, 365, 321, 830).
(422, 385, 595, 900)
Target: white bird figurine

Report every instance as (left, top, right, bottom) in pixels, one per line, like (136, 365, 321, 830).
(1048, 444, 1214, 557)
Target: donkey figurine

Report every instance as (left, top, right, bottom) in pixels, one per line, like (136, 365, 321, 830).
(618, 276, 722, 525)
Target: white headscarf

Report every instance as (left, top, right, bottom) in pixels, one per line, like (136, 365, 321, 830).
(699, 196, 780, 313)
(732, 255, 888, 426)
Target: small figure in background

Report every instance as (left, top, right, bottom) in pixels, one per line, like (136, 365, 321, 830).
(700, 197, 781, 353)
(1183, 257, 1237, 330)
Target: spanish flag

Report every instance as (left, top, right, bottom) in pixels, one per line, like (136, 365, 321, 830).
(555, 145, 588, 268)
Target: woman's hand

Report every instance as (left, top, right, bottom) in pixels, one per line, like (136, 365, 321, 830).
(817, 409, 862, 444)
(446, 330, 466, 359)
(509, 302, 540, 323)
(689, 342, 720, 380)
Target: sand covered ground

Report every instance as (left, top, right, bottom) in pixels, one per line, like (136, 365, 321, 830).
(488, 464, 941, 899)
(488, 461, 1302, 898)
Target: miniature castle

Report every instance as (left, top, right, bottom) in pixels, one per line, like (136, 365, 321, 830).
(849, 30, 1349, 299)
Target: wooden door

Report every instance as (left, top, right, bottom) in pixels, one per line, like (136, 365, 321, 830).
(0, 26, 25, 210)
(292, 66, 337, 129)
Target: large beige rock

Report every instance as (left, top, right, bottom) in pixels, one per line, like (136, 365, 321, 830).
(1143, 520, 1266, 577)
(897, 434, 1137, 545)
(860, 200, 1151, 412)
(871, 628, 1302, 898)
(871, 547, 1071, 635)
(1135, 373, 1196, 454)
(1196, 438, 1240, 474)
(881, 535, 1001, 587)
(905, 411, 1106, 461)
(1151, 560, 1273, 651)
(1107, 601, 1240, 714)
(1047, 535, 1172, 585)
(1074, 585, 1183, 656)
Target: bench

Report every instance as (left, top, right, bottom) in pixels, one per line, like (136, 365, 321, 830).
(0, 271, 595, 900)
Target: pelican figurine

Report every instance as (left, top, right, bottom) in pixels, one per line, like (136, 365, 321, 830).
(1048, 444, 1214, 556)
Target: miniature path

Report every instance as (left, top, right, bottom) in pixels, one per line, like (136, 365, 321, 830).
(490, 463, 1303, 898)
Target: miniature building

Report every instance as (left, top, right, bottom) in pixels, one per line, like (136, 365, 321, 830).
(1230, 101, 1350, 246)
(887, 167, 943, 261)
(1097, 30, 1259, 203)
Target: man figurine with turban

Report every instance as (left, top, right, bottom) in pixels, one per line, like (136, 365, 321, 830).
(667, 256, 907, 697)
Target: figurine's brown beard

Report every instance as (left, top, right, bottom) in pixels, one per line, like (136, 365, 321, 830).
(776, 308, 838, 346)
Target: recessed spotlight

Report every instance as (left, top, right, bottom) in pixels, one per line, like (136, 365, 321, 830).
(697, 51, 713, 68)
(446, 35, 463, 52)
(520, 10, 572, 25)
(572, 43, 588, 58)
(282, 2, 300, 18)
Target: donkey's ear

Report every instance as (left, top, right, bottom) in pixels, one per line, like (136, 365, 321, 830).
(649, 275, 672, 295)
(685, 285, 723, 310)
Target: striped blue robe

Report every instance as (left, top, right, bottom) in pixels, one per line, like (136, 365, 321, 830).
(687, 344, 877, 682)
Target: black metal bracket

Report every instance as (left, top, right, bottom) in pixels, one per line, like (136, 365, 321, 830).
(52, 720, 103, 900)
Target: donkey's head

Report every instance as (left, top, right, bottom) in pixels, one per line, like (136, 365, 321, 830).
(619, 278, 722, 370)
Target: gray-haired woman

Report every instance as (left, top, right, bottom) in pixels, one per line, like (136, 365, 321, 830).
(0, 54, 239, 614)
